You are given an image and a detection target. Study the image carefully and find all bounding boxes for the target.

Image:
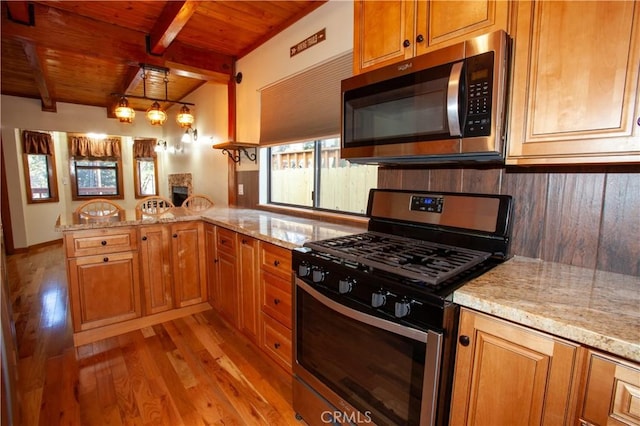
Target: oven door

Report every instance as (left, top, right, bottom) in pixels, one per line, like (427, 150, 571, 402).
(293, 278, 443, 426)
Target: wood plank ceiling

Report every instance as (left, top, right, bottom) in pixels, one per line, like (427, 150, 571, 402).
(0, 0, 327, 115)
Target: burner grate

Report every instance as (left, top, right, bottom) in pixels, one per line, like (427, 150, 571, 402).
(305, 232, 491, 285)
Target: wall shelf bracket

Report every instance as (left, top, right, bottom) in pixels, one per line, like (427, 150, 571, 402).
(214, 142, 258, 164)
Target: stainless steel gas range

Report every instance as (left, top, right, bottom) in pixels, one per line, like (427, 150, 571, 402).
(292, 189, 513, 426)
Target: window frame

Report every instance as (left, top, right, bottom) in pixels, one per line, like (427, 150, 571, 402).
(133, 156, 159, 199)
(267, 138, 376, 216)
(69, 157, 124, 201)
(21, 151, 59, 204)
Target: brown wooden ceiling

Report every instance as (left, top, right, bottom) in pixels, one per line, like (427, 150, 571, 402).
(0, 0, 327, 115)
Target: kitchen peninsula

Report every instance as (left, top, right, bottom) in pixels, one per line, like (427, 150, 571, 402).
(56, 206, 367, 351)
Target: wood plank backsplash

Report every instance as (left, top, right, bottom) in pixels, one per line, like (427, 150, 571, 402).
(379, 165, 640, 276)
(238, 166, 639, 276)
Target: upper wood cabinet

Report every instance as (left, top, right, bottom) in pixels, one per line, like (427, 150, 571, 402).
(507, 1, 640, 165)
(450, 308, 580, 425)
(353, 0, 511, 74)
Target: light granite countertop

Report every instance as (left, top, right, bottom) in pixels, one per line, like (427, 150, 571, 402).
(55, 206, 367, 250)
(454, 256, 640, 363)
(56, 207, 639, 362)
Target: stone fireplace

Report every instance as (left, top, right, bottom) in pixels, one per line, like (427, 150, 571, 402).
(168, 173, 192, 206)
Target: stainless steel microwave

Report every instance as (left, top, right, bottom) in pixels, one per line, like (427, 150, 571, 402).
(341, 30, 511, 165)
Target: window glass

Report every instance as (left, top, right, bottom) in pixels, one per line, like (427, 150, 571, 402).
(318, 138, 377, 214)
(270, 142, 314, 207)
(135, 158, 157, 197)
(26, 154, 52, 199)
(74, 160, 119, 197)
(268, 139, 378, 214)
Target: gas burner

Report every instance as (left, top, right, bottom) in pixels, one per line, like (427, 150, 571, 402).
(305, 232, 491, 285)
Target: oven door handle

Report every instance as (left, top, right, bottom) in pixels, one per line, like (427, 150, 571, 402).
(296, 279, 429, 343)
(446, 61, 464, 137)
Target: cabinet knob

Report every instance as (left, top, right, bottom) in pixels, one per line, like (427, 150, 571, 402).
(273, 260, 280, 267)
(403, 39, 410, 48)
(274, 342, 281, 349)
(459, 335, 470, 346)
(214, 259, 219, 264)
(173, 234, 178, 238)
(274, 298, 281, 305)
(101, 240, 107, 246)
(103, 257, 109, 262)
(141, 236, 147, 241)
(242, 239, 247, 244)
(416, 34, 424, 43)
(637, 116, 640, 126)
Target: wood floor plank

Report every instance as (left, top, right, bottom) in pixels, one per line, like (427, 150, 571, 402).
(7, 243, 298, 426)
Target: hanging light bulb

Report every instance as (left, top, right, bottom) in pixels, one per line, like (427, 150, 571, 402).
(146, 101, 167, 126)
(114, 97, 135, 123)
(176, 104, 195, 128)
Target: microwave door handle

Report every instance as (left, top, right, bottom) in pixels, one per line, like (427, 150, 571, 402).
(447, 61, 464, 137)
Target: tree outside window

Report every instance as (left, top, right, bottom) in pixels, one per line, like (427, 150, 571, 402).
(132, 139, 158, 198)
(68, 135, 123, 200)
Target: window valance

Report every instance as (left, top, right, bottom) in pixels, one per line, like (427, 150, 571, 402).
(22, 130, 54, 155)
(133, 139, 157, 159)
(69, 136, 121, 159)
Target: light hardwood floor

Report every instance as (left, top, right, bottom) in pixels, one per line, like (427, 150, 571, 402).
(5, 242, 300, 425)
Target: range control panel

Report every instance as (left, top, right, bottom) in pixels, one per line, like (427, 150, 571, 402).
(410, 195, 444, 213)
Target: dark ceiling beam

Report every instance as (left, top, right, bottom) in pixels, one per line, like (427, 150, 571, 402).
(2, 2, 233, 78)
(21, 41, 56, 112)
(147, 0, 201, 55)
(5, 1, 34, 26)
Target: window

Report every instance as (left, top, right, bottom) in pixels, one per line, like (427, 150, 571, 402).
(21, 130, 59, 203)
(132, 139, 158, 198)
(268, 138, 378, 215)
(69, 135, 123, 200)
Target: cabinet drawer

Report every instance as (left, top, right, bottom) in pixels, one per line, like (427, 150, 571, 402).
(261, 313, 292, 371)
(65, 227, 137, 257)
(216, 227, 237, 255)
(260, 242, 291, 279)
(261, 271, 292, 329)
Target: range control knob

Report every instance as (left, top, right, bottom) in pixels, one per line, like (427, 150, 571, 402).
(395, 299, 412, 318)
(298, 262, 311, 277)
(371, 291, 387, 308)
(312, 268, 326, 283)
(338, 278, 355, 294)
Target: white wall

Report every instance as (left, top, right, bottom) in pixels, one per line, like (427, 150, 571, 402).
(1, 80, 228, 248)
(235, 0, 354, 172)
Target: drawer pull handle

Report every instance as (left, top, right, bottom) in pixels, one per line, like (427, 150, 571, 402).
(173, 234, 178, 238)
(141, 236, 147, 241)
(274, 298, 281, 305)
(101, 240, 107, 246)
(103, 257, 109, 262)
(274, 342, 281, 349)
(273, 260, 280, 267)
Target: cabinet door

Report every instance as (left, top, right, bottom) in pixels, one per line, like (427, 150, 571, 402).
(450, 308, 579, 426)
(171, 222, 207, 308)
(67, 251, 141, 331)
(139, 225, 173, 315)
(204, 224, 219, 309)
(420, 0, 511, 54)
(508, 1, 640, 164)
(238, 236, 259, 342)
(580, 351, 640, 426)
(353, 0, 415, 74)
(217, 251, 239, 327)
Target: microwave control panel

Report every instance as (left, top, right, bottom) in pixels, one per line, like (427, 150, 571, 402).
(464, 51, 494, 137)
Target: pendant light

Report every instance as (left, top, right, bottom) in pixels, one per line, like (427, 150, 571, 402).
(114, 97, 135, 123)
(176, 104, 195, 128)
(111, 64, 195, 127)
(146, 101, 167, 126)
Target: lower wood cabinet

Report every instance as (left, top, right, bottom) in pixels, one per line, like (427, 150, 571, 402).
(238, 236, 259, 343)
(139, 224, 173, 314)
(67, 250, 142, 331)
(579, 350, 640, 426)
(170, 221, 207, 308)
(450, 308, 580, 425)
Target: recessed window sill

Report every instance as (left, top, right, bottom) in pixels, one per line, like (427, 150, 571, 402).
(256, 204, 369, 228)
